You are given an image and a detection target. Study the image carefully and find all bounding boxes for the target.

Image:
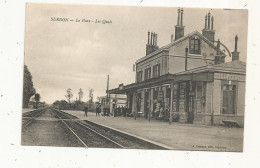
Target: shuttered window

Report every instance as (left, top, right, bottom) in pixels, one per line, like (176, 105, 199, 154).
(153, 64, 160, 78)
(144, 67, 151, 80)
(189, 37, 201, 54)
(137, 71, 143, 82)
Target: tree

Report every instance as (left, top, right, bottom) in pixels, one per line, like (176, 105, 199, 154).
(23, 65, 36, 108)
(88, 88, 94, 110)
(89, 88, 94, 102)
(53, 100, 61, 106)
(78, 88, 83, 102)
(65, 88, 73, 106)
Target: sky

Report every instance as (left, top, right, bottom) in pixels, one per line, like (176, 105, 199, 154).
(24, 3, 248, 104)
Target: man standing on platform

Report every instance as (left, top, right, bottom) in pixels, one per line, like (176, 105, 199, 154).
(114, 107, 117, 117)
(84, 106, 88, 117)
(107, 107, 110, 117)
(96, 106, 99, 116)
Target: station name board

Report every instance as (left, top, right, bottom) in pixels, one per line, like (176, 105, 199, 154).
(214, 73, 245, 81)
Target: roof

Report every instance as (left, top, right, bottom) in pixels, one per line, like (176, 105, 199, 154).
(136, 30, 219, 64)
(175, 60, 246, 75)
(108, 60, 246, 94)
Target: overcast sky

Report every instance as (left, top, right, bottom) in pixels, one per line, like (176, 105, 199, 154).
(24, 3, 248, 104)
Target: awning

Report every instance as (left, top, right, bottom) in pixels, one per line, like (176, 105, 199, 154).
(108, 71, 214, 94)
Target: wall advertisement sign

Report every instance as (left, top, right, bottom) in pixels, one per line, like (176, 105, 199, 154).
(214, 73, 245, 81)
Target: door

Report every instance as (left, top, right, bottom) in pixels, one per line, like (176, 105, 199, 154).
(187, 81, 195, 123)
(128, 94, 133, 114)
(144, 91, 150, 119)
(188, 95, 195, 123)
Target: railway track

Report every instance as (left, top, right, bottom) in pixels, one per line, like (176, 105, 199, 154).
(53, 109, 122, 148)
(22, 108, 47, 128)
(53, 109, 168, 149)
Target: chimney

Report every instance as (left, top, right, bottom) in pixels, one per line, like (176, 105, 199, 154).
(171, 34, 174, 42)
(180, 8, 183, 26)
(214, 39, 225, 64)
(202, 12, 215, 43)
(155, 33, 157, 46)
(151, 32, 153, 45)
(153, 33, 156, 45)
(175, 8, 185, 41)
(148, 31, 150, 44)
(216, 39, 221, 55)
(231, 35, 240, 61)
(146, 31, 159, 55)
(204, 15, 207, 29)
(185, 46, 188, 71)
(211, 15, 214, 30)
(208, 12, 210, 30)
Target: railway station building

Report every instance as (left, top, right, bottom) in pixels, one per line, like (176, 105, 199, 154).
(108, 9, 246, 127)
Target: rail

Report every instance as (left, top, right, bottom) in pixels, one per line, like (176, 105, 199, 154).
(53, 109, 124, 148)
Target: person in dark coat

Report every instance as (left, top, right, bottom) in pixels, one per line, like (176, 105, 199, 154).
(103, 107, 106, 116)
(114, 107, 117, 117)
(123, 106, 126, 117)
(84, 106, 88, 117)
(96, 106, 99, 116)
(106, 107, 110, 117)
(118, 106, 121, 116)
(98, 106, 101, 116)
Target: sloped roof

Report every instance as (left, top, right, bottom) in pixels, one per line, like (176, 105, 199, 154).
(175, 60, 246, 75)
(136, 30, 219, 64)
(212, 60, 246, 69)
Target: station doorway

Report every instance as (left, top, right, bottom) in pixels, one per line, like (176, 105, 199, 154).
(144, 91, 150, 119)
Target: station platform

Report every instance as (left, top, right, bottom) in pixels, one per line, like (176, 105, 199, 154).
(63, 110, 244, 152)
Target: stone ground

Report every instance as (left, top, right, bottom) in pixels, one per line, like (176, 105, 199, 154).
(63, 110, 244, 152)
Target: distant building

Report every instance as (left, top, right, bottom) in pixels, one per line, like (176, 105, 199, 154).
(108, 9, 246, 127)
(98, 94, 127, 113)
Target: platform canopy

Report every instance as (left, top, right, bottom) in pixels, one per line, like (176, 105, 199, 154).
(108, 72, 214, 94)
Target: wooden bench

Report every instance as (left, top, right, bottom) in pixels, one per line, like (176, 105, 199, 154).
(222, 120, 240, 128)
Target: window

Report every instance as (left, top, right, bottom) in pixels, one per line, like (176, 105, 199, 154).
(189, 37, 201, 54)
(222, 84, 236, 114)
(137, 71, 143, 82)
(153, 64, 160, 78)
(144, 67, 151, 80)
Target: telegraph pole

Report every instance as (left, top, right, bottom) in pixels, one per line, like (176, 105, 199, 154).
(106, 75, 110, 107)
(35, 93, 40, 109)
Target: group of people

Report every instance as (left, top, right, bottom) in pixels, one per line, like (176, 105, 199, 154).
(114, 106, 130, 117)
(95, 106, 101, 116)
(83, 105, 109, 117)
(102, 107, 110, 117)
(83, 105, 130, 117)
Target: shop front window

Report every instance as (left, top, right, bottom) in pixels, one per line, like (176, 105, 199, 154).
(179, 83, 186, 112)
(137, 93, 142, 112)
(195, 82, 205, 113)
(172, 84, 178, 112)
(222, 84, 236, 114)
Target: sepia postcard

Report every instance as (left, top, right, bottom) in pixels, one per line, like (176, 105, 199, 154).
(22, 3, 248, 152)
